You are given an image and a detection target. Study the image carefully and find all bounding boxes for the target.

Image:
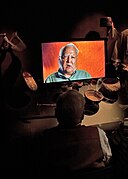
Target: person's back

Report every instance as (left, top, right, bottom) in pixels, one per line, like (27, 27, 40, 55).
(35, 89, 112, 177)
(38, 125, 104, 172)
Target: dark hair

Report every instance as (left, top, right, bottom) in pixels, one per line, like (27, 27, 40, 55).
(55, 89, 85, 127)
(85, 31, 100, 40)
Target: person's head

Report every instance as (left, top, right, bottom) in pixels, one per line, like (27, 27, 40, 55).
(58, 43, 79, 76)
(55, 89, 85, 128)
(100, 16, 114, 28)
(85, 31, 100, 40)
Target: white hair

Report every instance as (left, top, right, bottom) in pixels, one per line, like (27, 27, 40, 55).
(58, 43, 79, 70)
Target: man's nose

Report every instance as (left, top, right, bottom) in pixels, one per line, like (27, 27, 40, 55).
(67, 55, 72, 62)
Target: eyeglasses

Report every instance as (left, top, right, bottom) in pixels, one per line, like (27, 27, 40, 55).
(62, 54, 77, 60)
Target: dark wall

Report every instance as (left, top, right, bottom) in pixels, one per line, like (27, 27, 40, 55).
(1, 1, 128, 40)
(1, 0, 128, 82)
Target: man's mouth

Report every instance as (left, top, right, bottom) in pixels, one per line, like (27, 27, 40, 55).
(66, 64, 72, 68)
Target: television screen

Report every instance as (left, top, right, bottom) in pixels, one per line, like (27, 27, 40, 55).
(41, 39, 106, 84)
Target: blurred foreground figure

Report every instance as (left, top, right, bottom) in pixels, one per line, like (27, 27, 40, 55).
(35, 89, 112, 177)
(5, 90, 112, 178)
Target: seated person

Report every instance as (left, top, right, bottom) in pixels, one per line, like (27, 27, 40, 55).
(35, 89, 112, 176)
(45, 43, 91, 83)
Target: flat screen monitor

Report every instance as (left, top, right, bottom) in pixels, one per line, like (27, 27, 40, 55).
(41, 39, 106, 84)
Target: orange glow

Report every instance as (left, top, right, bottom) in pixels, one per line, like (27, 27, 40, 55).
(42, 41, 105, 81)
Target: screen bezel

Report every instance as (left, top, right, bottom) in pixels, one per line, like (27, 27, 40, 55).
(41, 38, 107, 85)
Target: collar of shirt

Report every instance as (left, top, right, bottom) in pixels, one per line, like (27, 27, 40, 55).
(57, 69, 76, 79)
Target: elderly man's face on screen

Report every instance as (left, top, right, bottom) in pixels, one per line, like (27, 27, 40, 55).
(62, 46, 78, 75)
